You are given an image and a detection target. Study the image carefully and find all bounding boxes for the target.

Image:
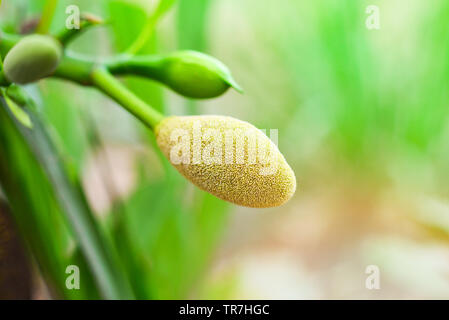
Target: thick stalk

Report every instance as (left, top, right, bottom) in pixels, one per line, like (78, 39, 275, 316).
(53, 54, 95, 85)
(91, 68, 164, 130)
(106, 55, 165, 80)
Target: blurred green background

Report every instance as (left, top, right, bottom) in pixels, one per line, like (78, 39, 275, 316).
(1, 0, 449, 299)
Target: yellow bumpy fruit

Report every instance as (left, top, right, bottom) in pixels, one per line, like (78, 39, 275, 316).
(156, 115, 296, 208)
(3, 35, 62, 84)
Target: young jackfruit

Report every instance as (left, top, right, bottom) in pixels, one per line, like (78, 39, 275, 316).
(3, 35, 62, 84)
(160, 51, 242, 99)
(156, 115, 296, 208)
(108, 50, 243, 99)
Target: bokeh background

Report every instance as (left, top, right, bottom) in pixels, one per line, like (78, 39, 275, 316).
(1, 0, 449, 299)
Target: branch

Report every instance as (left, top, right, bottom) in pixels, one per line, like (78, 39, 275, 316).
(0, 30, 239, 129)
(56, 13, 105, 46)
(90, 67, 164, 130)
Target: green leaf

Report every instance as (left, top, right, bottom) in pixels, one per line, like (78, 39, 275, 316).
(4, 94, 32, 128)
(0, 94, 134, 299)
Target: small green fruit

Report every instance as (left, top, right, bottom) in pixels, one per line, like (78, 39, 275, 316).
(3, 35, 63, 84)
(107, 50, 243, 99)
(160, 51, 243, 99)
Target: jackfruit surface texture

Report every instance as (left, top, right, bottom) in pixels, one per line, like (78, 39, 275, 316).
(156, 115, 296, 208)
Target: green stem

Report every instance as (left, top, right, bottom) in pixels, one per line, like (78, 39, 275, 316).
(53, 54, 95, 85)
(56, 14, 105, 46)
(0, 32, 165, 129)
(37, 0, 59, 34)
(106, 54, 165, 80)
(91, 68, 164, 130)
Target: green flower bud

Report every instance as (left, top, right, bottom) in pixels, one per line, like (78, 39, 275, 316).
(156, 115, 296, 208)
(108, 50, 243, 99)
(160, 51, 243, 99)
(3, 35, 63, 84)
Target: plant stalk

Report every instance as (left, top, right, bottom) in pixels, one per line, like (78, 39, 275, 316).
(91, 68, 164, 130)
(0, 31, 165, 130)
